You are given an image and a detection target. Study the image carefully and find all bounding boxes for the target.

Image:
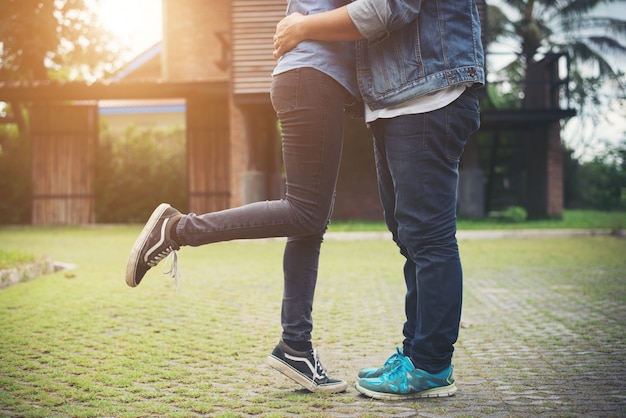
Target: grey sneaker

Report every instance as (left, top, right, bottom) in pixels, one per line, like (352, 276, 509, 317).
(357, 347, 405, 379)
(125, 203, 182, 287)
(266, 340, 348, 393)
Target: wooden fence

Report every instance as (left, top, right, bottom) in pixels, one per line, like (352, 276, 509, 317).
(186, 97, 231, 214)
(30, 104, 98, 224)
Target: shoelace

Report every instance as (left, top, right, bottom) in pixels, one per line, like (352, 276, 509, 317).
(384, 359, 411, 382)
(384, 349, 403, 368)
(161, 250, 181, 292)
(311, 349, 329, 380)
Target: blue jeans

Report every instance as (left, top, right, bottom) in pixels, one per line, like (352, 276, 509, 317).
(369, 87, 480, 373)
(176, 68, 347, 342)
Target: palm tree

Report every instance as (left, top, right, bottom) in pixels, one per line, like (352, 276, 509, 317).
(473, 0, 625, 219)
(486, 0, 626, 109)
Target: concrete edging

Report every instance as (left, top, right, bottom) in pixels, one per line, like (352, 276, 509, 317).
(0, 257, 55, 290)
(0, 259, 76, 290)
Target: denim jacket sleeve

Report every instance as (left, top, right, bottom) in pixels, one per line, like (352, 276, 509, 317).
(346, 0, 423, 43)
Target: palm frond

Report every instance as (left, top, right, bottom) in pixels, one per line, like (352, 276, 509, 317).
(569, 40, 623, 78)
(559, 16, 626, 36)
(604, 16, 626, 35)
(486, 4, 517, 44)
(499, 0, 527, 12)
(558, 0, 610, 16)
(587, 36, 626, 56)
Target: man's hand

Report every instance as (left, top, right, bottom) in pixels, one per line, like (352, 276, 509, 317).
(273, 13, 306, 58)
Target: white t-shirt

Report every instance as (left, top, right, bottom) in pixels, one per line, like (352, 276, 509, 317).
(365, 84, 469, 123)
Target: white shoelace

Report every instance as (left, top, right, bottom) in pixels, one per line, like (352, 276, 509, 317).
(161, 250, 181, 292)
(312, 349, 330, 380)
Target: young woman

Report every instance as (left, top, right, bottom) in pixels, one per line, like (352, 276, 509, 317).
(125, 0, 358, 393)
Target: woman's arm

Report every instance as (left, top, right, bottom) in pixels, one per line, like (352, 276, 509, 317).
(273, 1, 422, 58)
(273, 7, 364, 58)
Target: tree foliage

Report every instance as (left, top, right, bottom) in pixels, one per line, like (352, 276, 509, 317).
(486, 0, 626, 110)
(565, 140, 626, 210)
(94, 126, 188, 223)
(0, 0, 122, 81)
(489, 0, 626, 69)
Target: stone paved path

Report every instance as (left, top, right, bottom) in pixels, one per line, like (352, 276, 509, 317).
(308, 230, 626, 417)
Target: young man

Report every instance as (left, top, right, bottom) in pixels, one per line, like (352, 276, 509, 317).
(273, 0, 485, 400)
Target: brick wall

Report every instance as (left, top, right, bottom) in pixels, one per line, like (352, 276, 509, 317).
(229, 103, 247, 207)
(162, 0, 230, 82)
(546, 124, 564, 218)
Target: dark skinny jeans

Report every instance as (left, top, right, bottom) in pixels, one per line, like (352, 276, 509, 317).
(176, 68, 347, 342)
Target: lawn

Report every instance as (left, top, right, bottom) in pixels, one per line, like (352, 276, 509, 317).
(328, 209, 626, 231)
(0, 222, 625, 417)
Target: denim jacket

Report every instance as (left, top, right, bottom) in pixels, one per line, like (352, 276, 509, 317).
(347, 0, 485, 110)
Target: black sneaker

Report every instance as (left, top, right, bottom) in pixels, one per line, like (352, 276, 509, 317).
(125, 203, 182, 287)
(266, 340, 348, 393)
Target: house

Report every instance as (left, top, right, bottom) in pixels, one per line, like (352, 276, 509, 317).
(1, 0, 286, 223)
(0, 0, 574, 224)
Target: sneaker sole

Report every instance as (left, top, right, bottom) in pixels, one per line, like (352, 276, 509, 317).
(125, 203, 171, 287)
(355, 382, 457, 400)
(266, 355, 348, 393)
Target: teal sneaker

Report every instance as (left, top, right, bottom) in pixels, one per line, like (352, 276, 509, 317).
(355, 355, 457, 400)
(357, 347, 406, 378)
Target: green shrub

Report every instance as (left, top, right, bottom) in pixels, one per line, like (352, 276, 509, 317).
(488, 206, 528, 223)
(564, 141, 626, 211)
(94, 125, 188, 223)
(503, 206, 528, 222)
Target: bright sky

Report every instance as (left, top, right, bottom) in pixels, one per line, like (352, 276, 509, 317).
(93, 0, 162, 58)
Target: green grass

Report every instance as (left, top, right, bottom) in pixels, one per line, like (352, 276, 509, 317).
(0, 223, 625, 417)
(0, 249, 35, 270)
(2, 209, 621, 269)
(328, 209, 626, 231)
(458, 209, 626, 230)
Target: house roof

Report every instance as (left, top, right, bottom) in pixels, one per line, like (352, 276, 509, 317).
(97, 42, 185, 116)
(110, 42, 162, 82)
